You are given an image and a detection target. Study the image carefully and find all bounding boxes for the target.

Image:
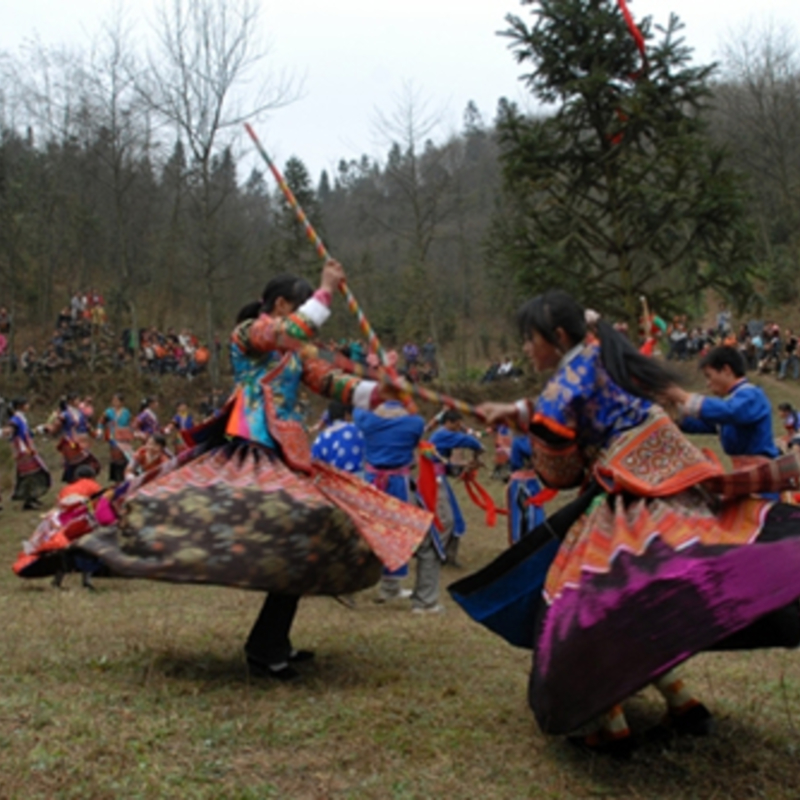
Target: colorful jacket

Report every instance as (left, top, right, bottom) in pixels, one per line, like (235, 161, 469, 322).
(227, 293, 377, 473)
(512, 342, 727, 496)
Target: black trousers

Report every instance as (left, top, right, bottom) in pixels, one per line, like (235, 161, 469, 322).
(245, 593, 300, 665)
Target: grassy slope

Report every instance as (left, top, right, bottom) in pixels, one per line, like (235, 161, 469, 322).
(1, 375, 800, 799)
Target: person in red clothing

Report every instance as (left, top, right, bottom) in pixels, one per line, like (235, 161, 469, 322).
(53, 464, 104, 590)
(125, 434, 172, 478)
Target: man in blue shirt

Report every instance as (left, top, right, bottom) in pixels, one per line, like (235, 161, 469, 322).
(666, 346, 779, 464)
(355, 401, 444, 612)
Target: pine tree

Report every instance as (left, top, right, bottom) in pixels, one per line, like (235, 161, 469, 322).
(270, 155, 324, 278)
(487, 0, 756, 326)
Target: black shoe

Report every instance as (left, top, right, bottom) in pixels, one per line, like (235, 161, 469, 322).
(52, 572, 65, 589)
(82, 574, 97, 592)
(567, 733, 635, 760)
(288, 649, 315, 663)
(247, 659, 300, 682)
(666, 703, 715, 737)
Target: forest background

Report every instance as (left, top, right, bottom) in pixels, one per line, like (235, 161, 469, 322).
(1, 0, 800, 386)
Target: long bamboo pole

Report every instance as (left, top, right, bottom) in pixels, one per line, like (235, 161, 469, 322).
(244, 123, 390, 364)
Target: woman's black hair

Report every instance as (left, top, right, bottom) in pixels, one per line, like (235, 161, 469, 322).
(12, 397, 28, 410)
(236, 274, 314, 323)
(517, 290, 681, 399)
(139, 396, 154, 412)
(517, 292, 587, 348)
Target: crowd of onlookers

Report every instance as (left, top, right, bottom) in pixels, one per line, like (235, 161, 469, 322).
(11, 291, 800, 387)
(321, 336, 439, 383)
(5, 290, 442, 385)
(132, 328, 211, 377)
(400, 339, 439, 382)
(735, 322, 800, 379)
(637, 308, 800, 380)
(3, 290, 211, 381)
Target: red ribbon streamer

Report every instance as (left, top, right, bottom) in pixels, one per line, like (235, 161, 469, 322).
(526, 487, 558, 506)
(461, 470, 508, 528)
(417, 444, 444, 532)
(616, 0, 646, 63)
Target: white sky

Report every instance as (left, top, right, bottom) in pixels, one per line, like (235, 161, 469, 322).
(2, 0, 800, 180)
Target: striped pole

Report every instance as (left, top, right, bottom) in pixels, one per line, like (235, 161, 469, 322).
(270, 334, 487, 422)
(244, 123, 388, 363)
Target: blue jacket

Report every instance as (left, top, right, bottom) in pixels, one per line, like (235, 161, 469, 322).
(680, 379, 780, 459)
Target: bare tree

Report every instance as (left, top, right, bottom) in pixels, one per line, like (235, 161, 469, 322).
(6, 41, 99, 320)
(715, 22, 800, 300)
(372, 83, 456, 377)
(140, 0, 295, 383)
(83, 7, 152, 363)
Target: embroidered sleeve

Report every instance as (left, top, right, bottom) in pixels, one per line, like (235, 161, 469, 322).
(301, 355, 377, 407)
(532, 346, 597, 441)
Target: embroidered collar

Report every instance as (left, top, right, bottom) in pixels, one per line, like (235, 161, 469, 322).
(558, 342, 585, 370)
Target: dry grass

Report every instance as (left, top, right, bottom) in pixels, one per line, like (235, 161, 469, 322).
(1, 375, 800, 798)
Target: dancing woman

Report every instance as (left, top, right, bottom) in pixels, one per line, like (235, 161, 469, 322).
(4, 398, 51, 509)
(455, 290, 800, 753)
(97, 393, 133, 483)
(59, 260, 432, 678)
(133, 397, 160, 441)
(46, 393, 101, 483)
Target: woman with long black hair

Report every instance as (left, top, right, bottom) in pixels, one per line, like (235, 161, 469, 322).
(453, 290, 800, 754)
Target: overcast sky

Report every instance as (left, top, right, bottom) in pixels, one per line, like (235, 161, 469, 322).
(2, 0, 799, 180)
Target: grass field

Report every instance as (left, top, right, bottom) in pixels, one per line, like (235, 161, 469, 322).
(1, 375, 800, 799)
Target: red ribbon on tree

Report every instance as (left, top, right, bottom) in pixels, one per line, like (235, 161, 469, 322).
(616, 0, 647, 75)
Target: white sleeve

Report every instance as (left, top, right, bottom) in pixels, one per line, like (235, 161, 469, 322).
(353, 380, 378, 409)
(297, 297, 331, 329)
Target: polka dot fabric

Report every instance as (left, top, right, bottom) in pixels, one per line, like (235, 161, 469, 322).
(312, 422, 365, 474)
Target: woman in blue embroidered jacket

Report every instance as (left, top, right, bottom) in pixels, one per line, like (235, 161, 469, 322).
(453, 290, 800, 755)
(45, 260, 432, 681)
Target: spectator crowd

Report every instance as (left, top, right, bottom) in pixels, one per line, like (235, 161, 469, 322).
(6, 290, 211, 381)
